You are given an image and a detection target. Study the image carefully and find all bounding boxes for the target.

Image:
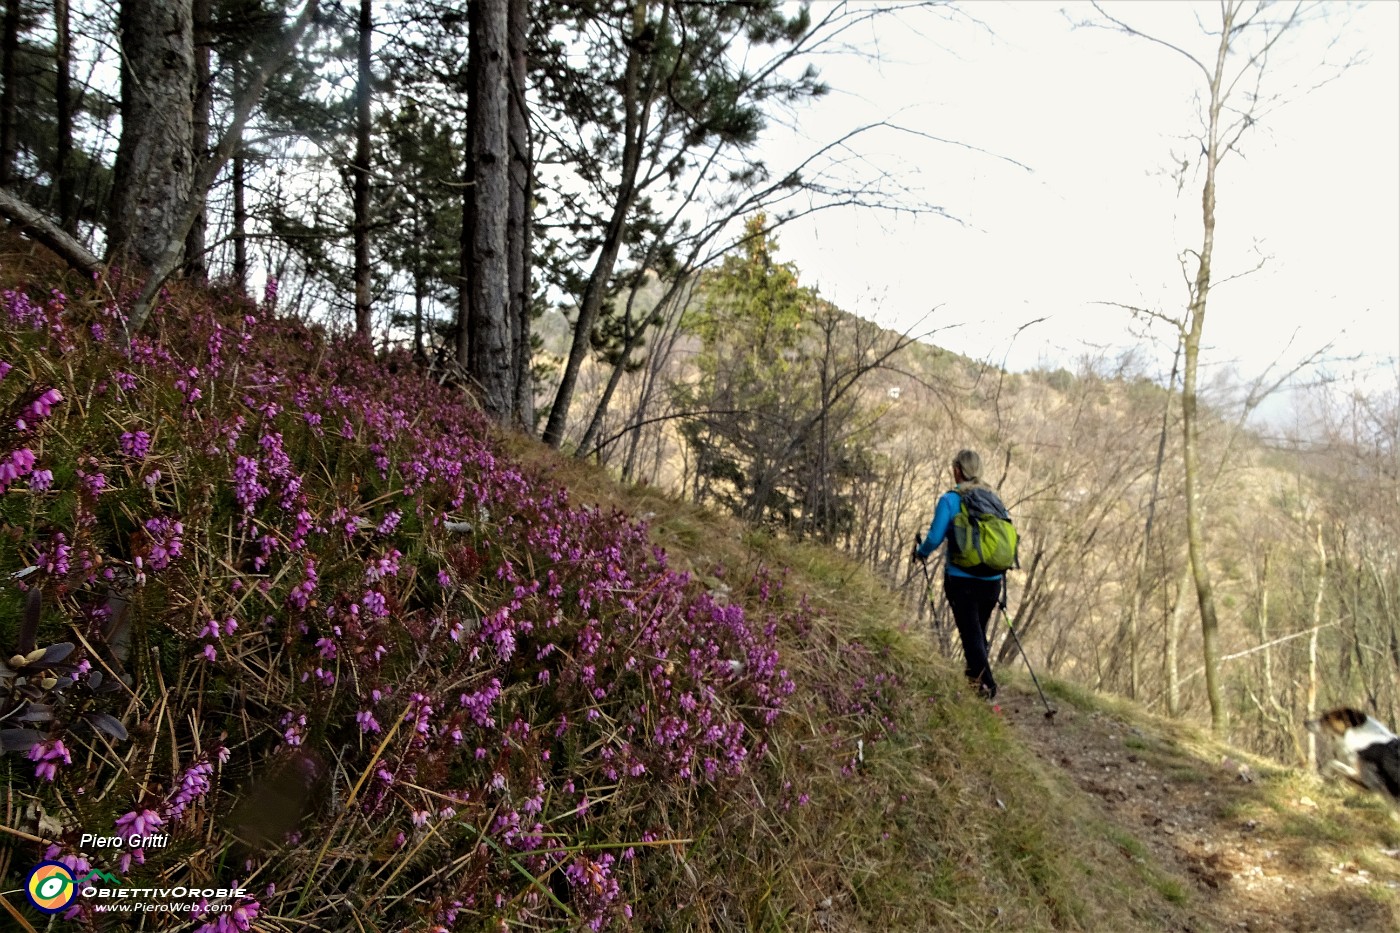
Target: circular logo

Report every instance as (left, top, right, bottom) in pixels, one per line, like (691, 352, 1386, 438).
(26, 861, 78, 913)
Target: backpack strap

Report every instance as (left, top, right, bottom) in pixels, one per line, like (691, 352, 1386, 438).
(956, 484, 1010, 521)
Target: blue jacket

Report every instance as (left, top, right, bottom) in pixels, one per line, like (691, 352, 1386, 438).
(915, 487, 1003, 580)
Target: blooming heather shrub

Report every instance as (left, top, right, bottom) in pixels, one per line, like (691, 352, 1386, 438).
(0, 280, 813, 929)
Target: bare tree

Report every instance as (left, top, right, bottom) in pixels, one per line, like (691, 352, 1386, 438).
(1092, 0, 1349, 734)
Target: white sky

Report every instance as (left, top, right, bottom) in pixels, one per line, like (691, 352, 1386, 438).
(756, 0, 1400, 406)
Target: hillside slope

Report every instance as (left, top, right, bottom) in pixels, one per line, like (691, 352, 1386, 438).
(0, 249, 1390, 932)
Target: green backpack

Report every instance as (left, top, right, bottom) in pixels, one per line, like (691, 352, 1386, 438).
(948, 485, 1018, 576)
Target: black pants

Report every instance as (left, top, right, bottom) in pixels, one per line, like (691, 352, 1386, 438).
(944, 575, 1002, 699)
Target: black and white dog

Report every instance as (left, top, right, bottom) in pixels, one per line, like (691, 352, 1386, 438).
(1306, 707, 1400, 807)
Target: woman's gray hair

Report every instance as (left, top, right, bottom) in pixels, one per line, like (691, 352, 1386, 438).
(952, 449, 982, 483)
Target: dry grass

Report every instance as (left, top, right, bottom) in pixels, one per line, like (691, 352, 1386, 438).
(510, 441, 1211, 929)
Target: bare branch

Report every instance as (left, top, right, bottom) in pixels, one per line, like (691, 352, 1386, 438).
(1092, 300, 1186, 336)
(0, 188, 102, 277)
(1083, 1, 1211, 80)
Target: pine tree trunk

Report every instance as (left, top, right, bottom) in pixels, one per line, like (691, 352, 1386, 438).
(0, 0, 18, 186)
(352, 0, 373, 339)
(184, 0, 211, 280)
(53, 0, 76, 233)
(507, 0, 533, 431)
(122, 0, 318, 337)
(462, 0, 514, 422)
(109, 0, 196, 270)
(233, 146, 247, 288)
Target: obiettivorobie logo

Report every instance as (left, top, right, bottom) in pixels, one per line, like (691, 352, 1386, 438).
(24, 859, 249, 917)
(24, 861, 122, 914)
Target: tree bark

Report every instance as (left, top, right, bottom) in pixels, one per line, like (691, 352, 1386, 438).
(123, 0, 319, 337)
(53, 0, 76, 233)
(352, 0, 373, 338)
(0, 0, 18, 186)
(232, 144, 247, 288)
(461, 0, 514, 422)
(109, 0, 196, 270)
(185, 0, 211, 280)
(506, 0, 533, 430)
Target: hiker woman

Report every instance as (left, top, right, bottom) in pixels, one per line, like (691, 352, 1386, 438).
(910, 448, 1012, 702)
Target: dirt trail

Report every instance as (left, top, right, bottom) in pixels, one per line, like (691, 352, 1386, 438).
(996, 686, 1400, 933)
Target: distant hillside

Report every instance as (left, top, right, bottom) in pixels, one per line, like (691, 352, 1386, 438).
(556, 261, 1399, 780)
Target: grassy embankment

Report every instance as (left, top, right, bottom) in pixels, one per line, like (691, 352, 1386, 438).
(0, 246, 1276, 931)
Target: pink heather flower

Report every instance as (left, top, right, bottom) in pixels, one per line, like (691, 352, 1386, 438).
(361, 589, 388, 618)
(355, 710, 380, 734)
(0, 360, 9, 380)
(79, 469, 105, 496)
(29, 468, 53, 491)
(0, 447, 36, 485)
(202, 644, 218, 662)
(364, 550, 401, 582)
(144, 517, 184, 570)
(37, 534, 71, 576)
(194, 898, 260, 933)
(30, 387, 63, 418)
(28, 739, 71, 782)
(281, 713, 306, 747)
(232, 456, 267, 512)
(120, 431, 152, 459)
(116, 808, 165, 838)
(165, 757, 216, 821)
(287, 560, 318, 610)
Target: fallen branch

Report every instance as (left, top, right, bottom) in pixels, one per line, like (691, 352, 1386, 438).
(0, 187, 102, 277)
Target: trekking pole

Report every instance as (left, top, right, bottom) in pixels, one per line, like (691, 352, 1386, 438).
(998, 578, 1056, 720)
(913, 533, 935, 603)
